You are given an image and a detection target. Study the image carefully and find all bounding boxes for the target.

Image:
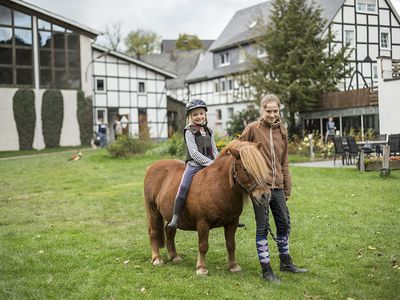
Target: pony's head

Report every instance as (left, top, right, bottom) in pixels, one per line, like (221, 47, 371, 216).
(222, 140, 271, 205)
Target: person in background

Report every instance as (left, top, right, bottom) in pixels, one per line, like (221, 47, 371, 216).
(325, 116, 336, 143)
(239, 94, 308, 284)
(113, 114, 123, 140)
(98, 119, 108, 148)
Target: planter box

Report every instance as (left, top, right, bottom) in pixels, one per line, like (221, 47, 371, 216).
(363, 160, 400, 171)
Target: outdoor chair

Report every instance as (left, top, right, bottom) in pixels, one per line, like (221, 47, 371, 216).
(333, 137, 348, 166)
(346, 136, 360, 164)
(373, 134, 387, 155)
(388, 134, 400, 156)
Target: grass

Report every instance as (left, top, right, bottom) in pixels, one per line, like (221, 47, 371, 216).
(0, 149, 399, 299)
(0, 146, 90, 159)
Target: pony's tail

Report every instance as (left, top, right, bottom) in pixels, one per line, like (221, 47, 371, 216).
(144, 188, 165, 249)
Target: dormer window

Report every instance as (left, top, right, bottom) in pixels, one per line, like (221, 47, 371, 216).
(356, 0, 377, 13)
(219, 52, 230, 66)
(257, 48, 267, 58)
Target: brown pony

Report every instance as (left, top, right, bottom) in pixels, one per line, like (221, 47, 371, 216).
(143, 140, 270, 275)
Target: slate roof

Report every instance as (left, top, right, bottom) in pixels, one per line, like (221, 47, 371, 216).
(141, 50, 203, 88)
(92, 44, 177, 79)
(187, 0, 347, 82)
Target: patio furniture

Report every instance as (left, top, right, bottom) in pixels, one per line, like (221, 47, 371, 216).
(333, 137, 348, 166)
(388, 134, 400, 156)
(346, 136, 360, 164)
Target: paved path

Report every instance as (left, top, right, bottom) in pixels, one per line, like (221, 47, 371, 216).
(290, 160, 354, 168)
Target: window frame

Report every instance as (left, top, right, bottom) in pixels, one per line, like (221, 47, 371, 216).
(380, 31, 390, 49)
(95, 77, 106, 93)
(356, 0, 377, 13)
(344, 30, 355, 48)
(219, 52, 230, 67)
(138, 81, 146, 94)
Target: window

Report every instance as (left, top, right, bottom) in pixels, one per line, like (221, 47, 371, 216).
(345, 30, 355, 47)
(216, 109, 222, 122)
(238, 48, 246, 63)
(221, 80, 226, 92)
(380, 32, 389, 49)
(219, 52, 230, 66)
(356, 0, 377, 13)
(96, 78, 106, 92)
(228, 107, 234, 119)
(0, 5, 34, 86)
(138, 81, 146, 93)
(214, 81, 219, 93)
(372, 64, 378, 81)
(228, 79, 233, 90)
(96, 109, 107, 123)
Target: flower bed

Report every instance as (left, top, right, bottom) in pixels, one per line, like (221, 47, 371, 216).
(359, 156, 400, 171)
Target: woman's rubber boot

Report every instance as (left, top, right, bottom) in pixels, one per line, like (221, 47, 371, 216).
(279, 254, 309, 273)
(261, 263, 281, 284)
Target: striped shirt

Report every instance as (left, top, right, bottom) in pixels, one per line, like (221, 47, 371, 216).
(185, 129, 219, 167)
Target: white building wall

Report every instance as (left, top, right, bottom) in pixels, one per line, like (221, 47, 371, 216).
(0, 88, 19, 151)
(92, 49, 169, 139)
(377, 57, 400, 135)
(59, 90, 81, 146)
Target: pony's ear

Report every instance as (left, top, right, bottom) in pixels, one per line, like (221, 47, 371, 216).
(229, 148, 240, 159)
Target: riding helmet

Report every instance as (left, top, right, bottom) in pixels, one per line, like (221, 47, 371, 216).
(185, 99, 208, 116)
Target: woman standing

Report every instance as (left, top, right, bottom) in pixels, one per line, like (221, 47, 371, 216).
(239, 94, 308, 283)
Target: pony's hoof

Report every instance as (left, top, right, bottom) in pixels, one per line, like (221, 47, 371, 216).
(229, 264, 242, 273)
(171, 256, 182, 264)
(196, 267, 209, 276)
(152, 258, 164, 266)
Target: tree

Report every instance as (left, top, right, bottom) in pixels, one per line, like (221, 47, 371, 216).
(103, 21, 122, 51)
(175, 33, 203, 51)
(247, 0, 352, 136)
(226, 106, 260, 137)
(124, 29, 161, 58)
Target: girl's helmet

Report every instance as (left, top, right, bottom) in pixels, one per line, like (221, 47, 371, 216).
(185, 99, 207, 116)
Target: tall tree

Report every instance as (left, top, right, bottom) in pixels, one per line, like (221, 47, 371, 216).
(103, 21, 122, 51)
(175, 33, 203, 51)
(124, 29, 161, 58)
(248, 0, 352, 136)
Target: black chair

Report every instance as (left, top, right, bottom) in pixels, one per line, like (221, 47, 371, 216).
(373, 134, 387, 155)
(388, 134, 400, 156)
(346, 136, 360, 164)
(333, 137, 348, 166)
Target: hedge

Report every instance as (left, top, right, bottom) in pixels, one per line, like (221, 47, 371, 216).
(77, 90, 93, 146)
(42, 89, 64, 147)
(13, 89, 36, 150)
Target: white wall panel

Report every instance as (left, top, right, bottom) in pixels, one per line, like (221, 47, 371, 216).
(107, 63, 118, 76)
(120, 92, 130, 107)
(107, 77, 118, 90)
(357, 44, 368, 60)
(93, 62, 106, 76)
(368, 27, 378, 43)
(380, 10, 390, 26)
(130, 93, 138, 107)
(392, 12, 400, 26)
(108, 92, 118, 107)
(147, 80, 156, 92)
(147, 94, 157, 107)
(333, 8, 342, 22)
(369, 44, 379, 60)
(119, 78, 129, 91)
(357, 14, 367, 24)
(392, 45, 400, 59)
(60, 90, 80, 146)
(343, 6, 355, 24)
(156, 81, 165, 92)
(95, 94, 107, 106)
(119, 64, 129, 77)
(368, 15, 378, 25)
(138, 95, 147, 107)
(147, 108, 157, 122)
(0, 88, 19, 151)
(137, 67, 146, 78)
(392, 28, 400, 43)
(357, 25, 367, 42)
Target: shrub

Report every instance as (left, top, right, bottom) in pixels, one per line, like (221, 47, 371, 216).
(42, 89, 63, 147)
(226, 107, 259, 137)
(13, 89, 36, 150)
(214, 134, 234, 152)
(145, 133, 185, 159)
(107, 135, 154, 157)
(77, 91, 93, 145)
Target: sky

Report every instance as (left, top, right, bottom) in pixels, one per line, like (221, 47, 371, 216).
(25, 0, 400, 46)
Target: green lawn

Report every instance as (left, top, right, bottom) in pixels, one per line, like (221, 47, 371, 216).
(0, 149, 399, 299)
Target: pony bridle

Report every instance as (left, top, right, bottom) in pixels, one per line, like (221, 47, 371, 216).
(232, 157, 266, 194)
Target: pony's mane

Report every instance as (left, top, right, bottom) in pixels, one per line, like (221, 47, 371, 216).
(221, 140, 268, 184)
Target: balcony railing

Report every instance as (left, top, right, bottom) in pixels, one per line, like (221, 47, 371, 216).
(316, 87, 377, 111)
